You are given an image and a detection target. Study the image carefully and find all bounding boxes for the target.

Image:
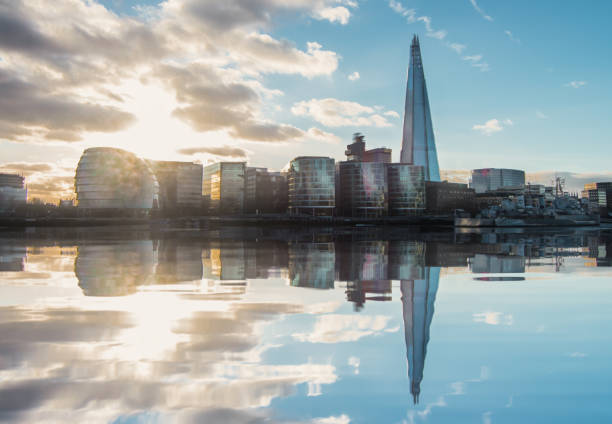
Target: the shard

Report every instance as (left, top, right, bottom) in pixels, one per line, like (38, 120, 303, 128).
(400, 35, 441, 181)
(401, 266, 440, 404)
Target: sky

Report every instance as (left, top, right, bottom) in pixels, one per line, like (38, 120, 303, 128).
(1, 0, 611, 201)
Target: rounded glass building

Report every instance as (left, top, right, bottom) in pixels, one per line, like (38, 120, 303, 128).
(75, 148, 159, 213)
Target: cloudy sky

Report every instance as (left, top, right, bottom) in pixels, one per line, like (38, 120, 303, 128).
(1, 0, 611, 200)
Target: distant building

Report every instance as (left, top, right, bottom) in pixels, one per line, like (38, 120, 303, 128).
(400, 36, 441, 181)
(582, 182, 612, 217)
(345, 133, 392, 163)
(149, 161, 203, 212)
(387, 164, 425, 216)
(336, 161, 387, 217)
(470, 168, 525, 194)
(245, 167, 288, 214)
(75, 148, 159, 214)
(288, 157, 335, 216)
(426, 181, 476, 214)
(0, 173, 27, 212)
(203, 162, 246, 215)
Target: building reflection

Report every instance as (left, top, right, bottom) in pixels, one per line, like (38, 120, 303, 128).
(154, 238, 204, 283)
(203, 240, 246, 281)
(401, 267, 440, 404)
(75, 241, 156, 296)
(289, 238, 335, 289)
(0, 244, 26, 272)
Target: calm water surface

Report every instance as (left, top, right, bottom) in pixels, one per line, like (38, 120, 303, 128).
(1, 226, 611, 423)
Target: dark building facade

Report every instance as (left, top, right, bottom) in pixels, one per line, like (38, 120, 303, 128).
(288, 157, 335, 216)
(203, 162, 246, 215)
(582, 182, 612, 217)
(387, 164, 425, 216)
(336, 161, 387, 217)
(245, 167, 288, 214)
(425, 181, 476, 214)
(149, 161, 203, 213)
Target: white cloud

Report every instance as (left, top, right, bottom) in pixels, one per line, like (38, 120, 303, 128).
(565, 81, 587, 89)
(469, 0, 494, 21)
(505, 30, 520, 43)
(293, 314, 392, 343)
(463, 55, 483, 62)
(305, 127, 342, 144)
(348, 71, 360, 81)
(314, 6, 352, 25)
(348, 356, 360, 375)
(472, 118, 513, 136)
(388, 1, 446, 39)
(568, 352, 588, 358)
(292, 98, 393, 128)
(313, 415, 351, 424)
(449, 43, 467, 54)
(473, 311, 513, 326)
(536, 110, 549, 119)
(384, 110, 400, 118)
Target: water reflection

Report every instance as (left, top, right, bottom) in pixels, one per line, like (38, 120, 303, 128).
(1, 227, 612, 423)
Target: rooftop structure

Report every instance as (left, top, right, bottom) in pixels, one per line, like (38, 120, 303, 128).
(345, 133, 392, 163)
(400, 35, 441, 181)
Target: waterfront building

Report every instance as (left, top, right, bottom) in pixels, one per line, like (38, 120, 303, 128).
(288, 157, 335, 216)
(203, 162, 246, 215)
(0, 173, 27, 212)
(337, 161, 387, 218)
(386, 164, 426, 216)
(425, 181, 476, 214)
(149, 161, 203, 212)
(245, 167, 288, 214)
(400, 35, 440, 182)
(402, 266, 440, 404)
(75, 148, 159, 214)
(470, 168, 525, 194)
(582, 182, 612, 217)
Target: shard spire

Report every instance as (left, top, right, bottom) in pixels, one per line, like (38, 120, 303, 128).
(400, 35, 441, 181)
(401, 267, 440, 404)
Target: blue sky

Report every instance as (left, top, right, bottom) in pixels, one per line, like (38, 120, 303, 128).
(1, 0, 611, 199)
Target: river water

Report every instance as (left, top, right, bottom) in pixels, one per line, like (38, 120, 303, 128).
(0, 226, 611, 423)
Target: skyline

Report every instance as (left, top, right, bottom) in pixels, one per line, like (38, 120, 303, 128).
(1, 0, 612, 201)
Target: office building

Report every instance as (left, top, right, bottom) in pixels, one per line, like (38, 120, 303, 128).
(426, 181, 476, 214)
(288, 157, 335, 216)
(0, 173, 27, 212)
(337, 161, 387, 217)
(149, 161, 203, 212)
(245, 167, 288, 214)
(582, 182, 612, 217)
(470, 168, 525, 194)
(203, 162, 246, 215)
(400, 35, 441, 181)
(386, 164, 425, 216)
(75, 148, 159, 213)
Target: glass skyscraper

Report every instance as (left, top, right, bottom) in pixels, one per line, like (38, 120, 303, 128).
(400, 35, 441, 182)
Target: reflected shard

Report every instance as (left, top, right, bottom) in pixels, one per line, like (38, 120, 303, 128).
(401, 267, 440, 404)
(400, 35, 441, 182)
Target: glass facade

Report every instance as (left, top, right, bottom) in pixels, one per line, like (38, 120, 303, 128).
(386, 164, 425, 216)
(400, 35, 441, 182)
(0, 173, 27, 212)
(470, 168, 526, 193)
(203, 162, 245, 215)
(337, 162, 387, 217)
(150, 161, 203, 210)
(288, 157, 335, 216)
(245, 167, 288, 214)
(75, 148, 159, 211)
